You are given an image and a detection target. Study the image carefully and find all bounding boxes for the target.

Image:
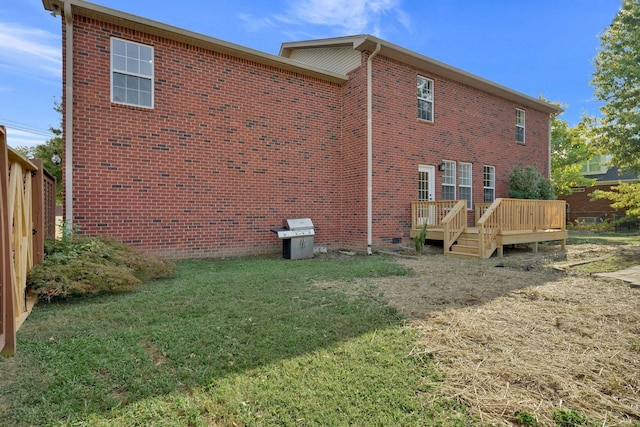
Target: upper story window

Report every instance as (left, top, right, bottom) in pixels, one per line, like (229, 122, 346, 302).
(458, 162, 472, 209)
(111, 38, 154, 108)
(442, 160, 456, 200)
(417, 76, 434, 122)
(580, 154, 612, 175)
(516, 109, 525, 143)
(483, 165, 495, 203)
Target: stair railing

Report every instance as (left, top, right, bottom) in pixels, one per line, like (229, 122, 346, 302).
(476, 198, 502, 258)
(441, 200, 467, 254)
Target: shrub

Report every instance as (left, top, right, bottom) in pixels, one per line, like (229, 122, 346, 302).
(509, 165, 555, 200)
(28, 234, 175, 301)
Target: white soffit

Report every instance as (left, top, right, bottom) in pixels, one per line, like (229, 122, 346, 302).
(287, 47, 362, 75)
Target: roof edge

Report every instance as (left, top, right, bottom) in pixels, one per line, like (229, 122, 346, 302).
(282, 35, 563, 114)
(42, 0, 349, 84)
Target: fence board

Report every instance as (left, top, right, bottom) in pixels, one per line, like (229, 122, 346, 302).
(0, 127, 15, 356)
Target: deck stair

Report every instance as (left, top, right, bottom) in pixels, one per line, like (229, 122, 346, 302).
(448, 229, 481, 258)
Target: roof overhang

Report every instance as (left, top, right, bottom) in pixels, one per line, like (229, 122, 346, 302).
(42, 0, 349, 85)
(281, 35, 563, 115)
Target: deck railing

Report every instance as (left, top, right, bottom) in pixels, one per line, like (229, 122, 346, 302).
(411, 200, 461, 229)
(442, 200, 467, 253)
(476, 199, 502, 258)
(477, 198, 567, 258)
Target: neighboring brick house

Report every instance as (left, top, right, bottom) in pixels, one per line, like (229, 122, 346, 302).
(560, 155, 639, 223)
(43, 0, 561, 259)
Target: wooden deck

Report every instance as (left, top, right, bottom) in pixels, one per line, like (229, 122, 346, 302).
(411, 199, 567, 259)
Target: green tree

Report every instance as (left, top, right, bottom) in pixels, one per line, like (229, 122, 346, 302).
(591, 0, 640, 217)
(592, 0, 640, 174)
(509, 165, 555, 200)
(592, 182, 640, 218)
(550, 113, 597, 196)
(14, 103, 63, 201)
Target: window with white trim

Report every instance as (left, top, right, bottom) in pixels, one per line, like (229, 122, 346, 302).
(442, 160, 456, 200)
(516, 108, 525, 143)
(580, 154, 612, 175)
(483, 165, 495, 203)
(111, 38, 154, 108)
(459, 162, 472, 209)
(417, 76, 434, 122)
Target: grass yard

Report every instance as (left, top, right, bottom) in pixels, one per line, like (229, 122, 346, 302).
(0, 255, 471, 426)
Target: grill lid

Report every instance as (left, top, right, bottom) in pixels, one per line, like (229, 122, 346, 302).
(283, 218, 314, 230)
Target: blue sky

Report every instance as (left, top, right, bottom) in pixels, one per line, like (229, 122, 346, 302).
(0, 0, 621, 148)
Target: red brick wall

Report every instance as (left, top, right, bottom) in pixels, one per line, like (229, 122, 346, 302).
(560, 184, 627, 223)
(65, 15, 343, 258)
(368, 54, 551, 247)
(63, 13, 553, 257)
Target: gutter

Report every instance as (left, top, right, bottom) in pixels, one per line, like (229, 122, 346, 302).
(64, 2, 73, 231)
(366, 43, 381, 255)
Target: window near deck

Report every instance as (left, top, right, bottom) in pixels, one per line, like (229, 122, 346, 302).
(442, 160, 456, 200)
(483, 165, 495, 203)
(111, 38, 154, 108)
(516, 108, 525, 143)
(417, 76, 434, 122)
(458, 162, 472, 209)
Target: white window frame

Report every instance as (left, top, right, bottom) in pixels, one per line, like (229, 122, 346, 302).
(516, 108, 525, 143)
(483, 165, 495, 203)
(458, 162, 472, 210)
(111, 37, 154, 108)
(417, 76, 434, 122)
(441, 160, 456, 200)
(580, 154, 612, 175)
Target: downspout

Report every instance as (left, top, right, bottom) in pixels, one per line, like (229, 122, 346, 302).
(366, 43, 381, 256)
(64, 2, 73, 231)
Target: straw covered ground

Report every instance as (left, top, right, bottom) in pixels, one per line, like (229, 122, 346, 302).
(323, 243, 640, 425)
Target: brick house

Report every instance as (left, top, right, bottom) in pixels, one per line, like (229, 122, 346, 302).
(560, 155, 639, 223)
(43, 0, 561, 259)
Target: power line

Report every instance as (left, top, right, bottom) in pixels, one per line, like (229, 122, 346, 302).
(0, 117, 55, 138)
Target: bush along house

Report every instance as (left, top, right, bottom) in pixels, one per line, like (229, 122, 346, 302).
(43, 0, 564, 259)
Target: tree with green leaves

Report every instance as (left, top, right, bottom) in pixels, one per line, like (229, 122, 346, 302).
(550, 111, 597, 196)
(591, 0, 640, 217)
(14, 103, 63, 202)
(592, 0, 640, 173)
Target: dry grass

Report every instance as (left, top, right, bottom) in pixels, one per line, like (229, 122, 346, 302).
(334, 243, 640, 425)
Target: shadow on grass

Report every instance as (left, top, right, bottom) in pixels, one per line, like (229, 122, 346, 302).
(1, 255, 420, 425)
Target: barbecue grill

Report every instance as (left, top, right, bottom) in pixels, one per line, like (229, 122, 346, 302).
(271, 218, 315, 259)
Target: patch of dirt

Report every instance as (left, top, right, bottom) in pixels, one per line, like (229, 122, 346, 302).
(327, 243, 640, 425)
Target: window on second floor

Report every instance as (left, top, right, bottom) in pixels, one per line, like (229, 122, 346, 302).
(483, 165, 495, 203)
(580, 154, 612, 175)
(111, 38, 154, 108)
(442, 160, 456, 200)
(459, 162, 472, 209)
(417, 76, 434, 122)
(516, 108, 525, 143)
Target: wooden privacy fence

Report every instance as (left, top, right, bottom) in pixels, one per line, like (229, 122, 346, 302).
(1, 126, 57, 356)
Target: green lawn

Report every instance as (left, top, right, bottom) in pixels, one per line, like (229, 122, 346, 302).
(0, 256, 472, 426)
(567, 230, 640, 245)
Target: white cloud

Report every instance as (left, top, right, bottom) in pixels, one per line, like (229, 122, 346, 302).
(287, 0, 402, 34)
(242, 0, 411, 39)
(0, 22, 61, 78)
